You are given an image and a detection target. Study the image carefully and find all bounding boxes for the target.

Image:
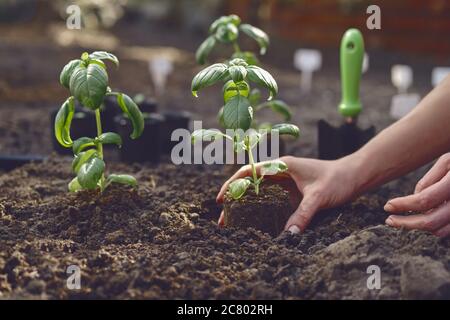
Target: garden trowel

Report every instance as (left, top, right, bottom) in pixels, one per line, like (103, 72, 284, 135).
(318, 28, 375, 160)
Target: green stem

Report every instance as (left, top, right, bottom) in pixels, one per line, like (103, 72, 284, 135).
(247, 139, 259, 195)
(95, 108, 105, 190)
(233, 41, 241, 54)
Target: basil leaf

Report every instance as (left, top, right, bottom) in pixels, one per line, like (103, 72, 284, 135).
(248, 88, 261, 105)
(195, 36, 216, 65)
(68, 177, 82, 192)
(228, 178, 251, 200)
(223, 95, 253, 130)
(69, 63, 108, 110)
(54, 96, 75, 147)
(260, 160, 288, 176)
(215, 23, 238, 43)
(73, 137, 95, 154)
(72, 149, 97, 174)
(96, 132, 122, 147)
(77, 156, 105, 190)
(256, 100, 292, 121)
(222, 80, 249, 103)
(89, 51, 119, 67)
(271, 123, 300, 138)
(191, 129, 232, 144)
(191, 63, 228, 97)
(209, 16, 229, 34)
(60, 59, 81, 89)
(246, 65, 278, 100)
(106, 174, 137, 187)
(239, 24, 269, 55)
(228, 65, 247, 83)
(115, 93, 144, 139)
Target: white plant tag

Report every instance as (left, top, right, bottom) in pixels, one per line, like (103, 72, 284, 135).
(431, 67, 450, 87)
(391, 65, 413, 94)
(362, 53, 369, 74)
(390, 93, 420, 120)
(148, 57, 173, 95)
(294, 49, 322, 93)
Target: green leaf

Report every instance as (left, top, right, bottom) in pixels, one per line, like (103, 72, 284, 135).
(72, 149, 97, 174)
(115, 93, 145, 139)
(271, 123, 300, 138)
(222, 80, 250, 103)
(89, 51, 119, 66)
(246, 130, 262, 149)
(96, 132, 122, 147)
(260, 160, 288, 176)
(106, 174, 137, 187)
(60, 59, 81, 89)
(209, 16, 229, 34)
(196, 36, 216, 65)
(223, 95, 253, 130)
(54, 96, 75, 148)
(246, 65, 278, 100)
(228, 178, 251, 200)
(248, 88, 262, 106)
(218, 106, 225, 127)
(191, 63, 228, 97)
(69, 63, 108, 110)
(72, 137, 95, 154)
(256, 100, 292, 121)
(239, 24, 269, 55)
(228, 65, 247, 83)
(77, 156, 105, 190)
(231, 51, 259, 66)
(68, 177, 82, 192)
(215, 23, 238, 43)
(191, 129, 232, 144)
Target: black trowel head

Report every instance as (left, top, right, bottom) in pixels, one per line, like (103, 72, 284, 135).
(318, 119, 375, 160)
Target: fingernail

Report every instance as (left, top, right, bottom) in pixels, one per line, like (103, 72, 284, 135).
(385, 217, 394, 226)
(288, 225, 301, 234)
(384, 202, 395, 212)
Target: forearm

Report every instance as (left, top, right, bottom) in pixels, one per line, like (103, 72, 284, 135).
(341, 75, 450, 194)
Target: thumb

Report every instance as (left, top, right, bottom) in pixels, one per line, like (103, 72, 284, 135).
(284, 193, 320, 233)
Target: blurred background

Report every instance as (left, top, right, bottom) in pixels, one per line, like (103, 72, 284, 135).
(1, 0, 449, 158)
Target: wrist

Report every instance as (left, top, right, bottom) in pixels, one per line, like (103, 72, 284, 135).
(334, 152, 372, 196)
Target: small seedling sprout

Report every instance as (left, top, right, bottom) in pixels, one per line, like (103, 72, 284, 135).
(196, 14, 269, 66)
(55, 51, 144, 192)
(191, 58, 299, 199)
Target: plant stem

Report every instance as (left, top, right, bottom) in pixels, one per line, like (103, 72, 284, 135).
(247, 139, 259, 195)
(95, 108, 105, 191)
(233, 41, 241, 54)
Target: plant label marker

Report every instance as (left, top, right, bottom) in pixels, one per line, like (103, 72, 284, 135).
(362, 53, 369, 74)
(390, 93, 420, 120)
(391, 64, 413, 94)
(431, 67, 450, 87)
(293, 49, 322, 93)
(148, 56, 173, 95)
(318, 29, 375, 160)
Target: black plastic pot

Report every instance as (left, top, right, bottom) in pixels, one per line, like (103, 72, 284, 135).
(0, 155, 44, 171)
(51, 107, 97, 155)
(160, 111, 191, 154)
(115, 113, 164, 163)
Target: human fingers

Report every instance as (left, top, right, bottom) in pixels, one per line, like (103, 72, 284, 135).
(415, 154, 450, 193)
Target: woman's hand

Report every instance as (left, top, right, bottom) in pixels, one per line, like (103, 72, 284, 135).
(384, 153, 450, 237)
(216, 156, 360, 234)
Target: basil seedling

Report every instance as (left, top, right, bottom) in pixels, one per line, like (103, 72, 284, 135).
(55, 51, 144, 192)
(191, 58, 299, 199)
(196, 14, 269, 65)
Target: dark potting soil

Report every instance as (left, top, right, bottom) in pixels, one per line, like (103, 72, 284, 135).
(0, 157, 449, 299)
(224, 184, 292, 236)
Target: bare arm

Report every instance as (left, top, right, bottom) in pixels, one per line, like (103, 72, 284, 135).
(347, 75, 450, 194)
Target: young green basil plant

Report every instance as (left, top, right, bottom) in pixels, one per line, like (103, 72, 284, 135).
(55, 51, 144, 192)
(191, 58, 299, 199)
(196, 14, 269, 65)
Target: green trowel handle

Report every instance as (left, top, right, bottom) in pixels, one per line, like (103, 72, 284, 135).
(338, 28, 364, 118)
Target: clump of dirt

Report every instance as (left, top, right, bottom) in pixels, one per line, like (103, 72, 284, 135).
(0, 156, 449, 299)
(223, 184, 292, 236)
